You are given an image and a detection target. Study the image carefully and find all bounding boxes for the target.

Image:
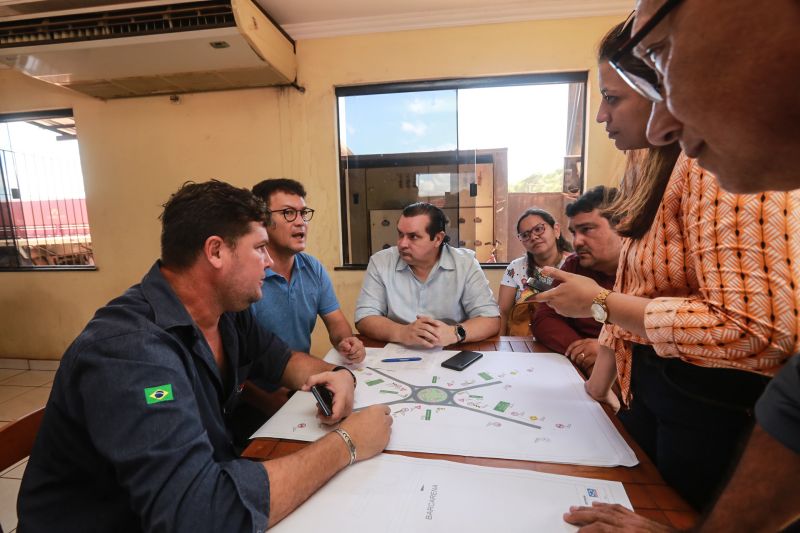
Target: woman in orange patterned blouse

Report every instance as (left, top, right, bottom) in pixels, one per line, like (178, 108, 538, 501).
(536, 19, 800, 511)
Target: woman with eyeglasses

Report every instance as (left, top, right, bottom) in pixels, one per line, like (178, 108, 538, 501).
(498, 208, 572, 335)
(537, 19, 800, 513)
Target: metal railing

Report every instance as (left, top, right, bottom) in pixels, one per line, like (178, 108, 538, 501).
(0, 148, 93, 269)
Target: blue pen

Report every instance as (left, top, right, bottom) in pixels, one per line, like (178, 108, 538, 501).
(380, 357, 422, 363)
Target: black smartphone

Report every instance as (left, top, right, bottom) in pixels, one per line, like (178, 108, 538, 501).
(441, 350, 483, 371)
(527, 272, 554, 293)
(311, 385, 333, 417)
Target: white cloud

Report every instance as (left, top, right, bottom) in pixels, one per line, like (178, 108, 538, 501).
(401, 121, 428, 136)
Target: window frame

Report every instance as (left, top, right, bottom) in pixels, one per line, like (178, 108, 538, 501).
(0, 108, 96, 272)
(335, 72, 588, 268)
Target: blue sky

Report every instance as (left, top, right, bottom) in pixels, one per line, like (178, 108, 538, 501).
(339, 83, 572, 185)
(340, 90, 458, 155)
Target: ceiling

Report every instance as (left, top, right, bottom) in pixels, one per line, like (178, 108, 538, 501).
(0, 0, 633, 39)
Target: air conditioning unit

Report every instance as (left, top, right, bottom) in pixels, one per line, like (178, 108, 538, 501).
(0, 0, 297, 99)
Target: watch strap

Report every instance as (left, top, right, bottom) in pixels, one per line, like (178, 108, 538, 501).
(332, 365, 357, 388)
(593, 289, 612, 307)
(454, 324, 466, 343)
(592, 289, 612, 323)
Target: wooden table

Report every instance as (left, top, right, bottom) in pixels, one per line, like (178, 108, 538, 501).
(243, 336, 699, 529)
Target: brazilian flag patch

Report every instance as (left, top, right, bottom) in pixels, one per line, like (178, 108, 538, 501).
(144, 384, 174, 405)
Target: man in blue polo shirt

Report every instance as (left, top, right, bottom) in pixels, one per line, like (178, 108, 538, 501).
(251, 178, 364, 361)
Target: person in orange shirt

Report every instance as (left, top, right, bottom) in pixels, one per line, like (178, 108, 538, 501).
(563, 2, 800, 531)
(536, 17, 800, 512)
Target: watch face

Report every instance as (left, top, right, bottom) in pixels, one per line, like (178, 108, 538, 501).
(590, 303, 607, 323)
(456, 325, 466, 340)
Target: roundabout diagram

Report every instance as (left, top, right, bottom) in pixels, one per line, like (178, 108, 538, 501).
(356, 366, 542, 429)
(254, 348, 638, 467)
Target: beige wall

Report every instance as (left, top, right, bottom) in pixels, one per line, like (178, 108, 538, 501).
(0, 15, 626, 359)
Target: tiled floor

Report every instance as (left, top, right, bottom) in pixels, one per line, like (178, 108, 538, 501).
(0, 359, 58, 533)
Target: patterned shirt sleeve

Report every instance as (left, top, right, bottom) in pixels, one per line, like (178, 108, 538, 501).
(642, 166, 800, 375)
(605, 156, 800, 403)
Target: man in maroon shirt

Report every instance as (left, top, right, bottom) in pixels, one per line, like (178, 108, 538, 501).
(531, 186, 620, 376)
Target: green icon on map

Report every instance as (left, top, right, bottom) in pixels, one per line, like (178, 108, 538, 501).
(494, 401, 511, 413)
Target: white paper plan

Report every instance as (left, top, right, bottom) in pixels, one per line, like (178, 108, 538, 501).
(253, 347, 638, 467)
(270, 454, 633, 533)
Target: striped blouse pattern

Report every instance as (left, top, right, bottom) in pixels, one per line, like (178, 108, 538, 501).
(599, 154, 800, 402)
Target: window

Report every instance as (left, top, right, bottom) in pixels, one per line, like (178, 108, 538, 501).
(337, 73, 587, 265)
(0, 110, 94, 270)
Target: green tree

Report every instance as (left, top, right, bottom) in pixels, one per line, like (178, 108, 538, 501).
(510, 168, 564, 193)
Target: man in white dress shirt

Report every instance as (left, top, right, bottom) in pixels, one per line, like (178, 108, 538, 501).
(355, 202, 499, 348)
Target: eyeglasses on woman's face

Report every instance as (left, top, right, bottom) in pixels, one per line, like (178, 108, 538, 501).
(517, 223, 547, 241)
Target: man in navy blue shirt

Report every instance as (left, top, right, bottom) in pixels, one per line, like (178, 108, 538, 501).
(17, 180, 392, 532)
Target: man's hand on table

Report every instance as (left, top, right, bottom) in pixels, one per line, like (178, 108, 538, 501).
(564, 502, 676, 532)
(301, 369, 356, 424)
(337, 336, 366, 363)
(565, 338, 600, 375)
(399, 315, 453, 348)
(338, 404, 393, 463)
(415, 316, 458, 345)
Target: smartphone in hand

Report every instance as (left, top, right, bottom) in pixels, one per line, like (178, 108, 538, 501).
(527, 270, 554, 293)
(441, 350, 483, 371)
(311, 385, 334, 417)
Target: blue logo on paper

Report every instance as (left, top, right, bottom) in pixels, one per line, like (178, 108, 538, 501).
(587, 488, 598, 497)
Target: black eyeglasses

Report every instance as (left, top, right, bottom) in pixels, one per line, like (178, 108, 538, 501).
(269, 207, 315, 222)
(517, 223, 547, 241)
(609, 0, 684, 102)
